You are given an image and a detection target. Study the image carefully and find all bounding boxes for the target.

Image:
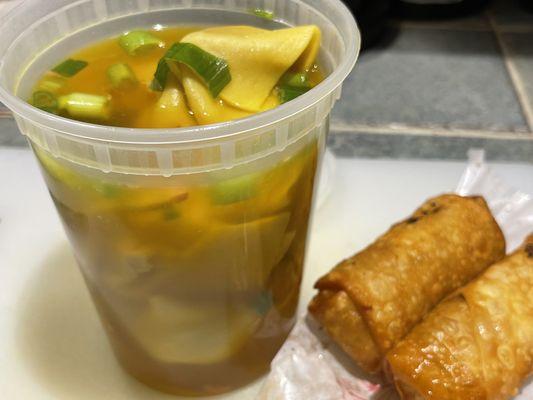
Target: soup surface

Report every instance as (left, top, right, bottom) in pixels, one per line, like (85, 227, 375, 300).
(31, 25, 323, 128)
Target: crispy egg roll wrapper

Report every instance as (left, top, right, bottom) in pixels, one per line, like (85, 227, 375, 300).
(387, 235, 533, 400)
(309, 194, 505, 373)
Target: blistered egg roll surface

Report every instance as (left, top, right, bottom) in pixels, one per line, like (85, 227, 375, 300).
(387, 235, 533, 400)
(309, 194, 505, 373)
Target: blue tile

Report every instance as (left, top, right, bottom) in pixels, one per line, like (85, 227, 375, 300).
(393, 14, 490, 31)
(500, 32, 533, 122)
(328, 130, 533, 163)
(332, 27, 529, 133)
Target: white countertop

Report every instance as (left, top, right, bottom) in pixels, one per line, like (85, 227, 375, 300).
(1, 147, 532, 400)
(0, 0, 17, 14)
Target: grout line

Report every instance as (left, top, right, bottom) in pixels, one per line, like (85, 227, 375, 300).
(491, 25, 533, 34)
(487, 13, 533, 132)
(394, 20, 492, 32)
(394, 14, 533, 34)
(330, 122, 533, 141)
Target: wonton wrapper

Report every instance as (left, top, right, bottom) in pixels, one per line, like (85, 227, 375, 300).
(308, 194, 505, 373)
(136, 76, 196, 128)
(180, 25, 320, 116)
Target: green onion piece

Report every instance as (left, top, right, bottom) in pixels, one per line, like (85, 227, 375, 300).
(150, 55, 171, 91)
(52, 59, 88, 77)
(159, 42, 231, 97)
(210, 174, 259, 205)
(98, 183, 122, 198)
(107, 63, 138, 88)
(151, 43, 198, 91)
(283, 72, 310, 88)
(278, 73, 312, 103)
(32, 91, 59, 114)
(119, 30, 162, 56)
(37, 76, 66, 94)
(252, 8, 274, 20)
(278, 86, 310, 104)
(58, 93, 111, 121)
(151, 43, 231, 96)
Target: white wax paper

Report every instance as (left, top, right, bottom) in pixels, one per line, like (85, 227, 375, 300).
(258, 150, 533, 400)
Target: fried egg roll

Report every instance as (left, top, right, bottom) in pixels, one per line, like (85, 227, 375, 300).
(387, 235, 533, 400)
(309, 194, 505, 373)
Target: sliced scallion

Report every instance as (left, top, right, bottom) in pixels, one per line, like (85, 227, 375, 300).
(150, 43, 190, 92)
(150, 53, 172, 91)
(210, 173, 259, 205)
(119, 30, 162, 56)
(107, 63, 138, 88)
(278, 86, 309, 103)
(152, 42, 231, 97)
(37, 76, 66, 94)
(52, 59, 88, 77)
(251, 8, 274, 20)
(283, 72, 310, 88)
(278, 72, 312, 104)
(32, 91, 59, 114)
(58, 93, 111, 121)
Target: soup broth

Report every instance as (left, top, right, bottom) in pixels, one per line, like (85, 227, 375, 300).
(32, 26, 323, 128)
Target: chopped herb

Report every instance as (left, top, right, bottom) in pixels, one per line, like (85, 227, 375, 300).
(52, 59, 88, 77)
(97, 183, 122, 198)
(152, 42, 231, 98)
(150, 51, 172, 91)
(278, 85, 309, 103)
(119, 30, 162, 56)
(32, 91, 59, 114)
(277, 72, 312, 103)
(210, 173, 259, 205)
(107, 63, 138, 88)
(283, 72, 310, 88)
(37, 76, 66, 94)
(58, 93, 111, 121)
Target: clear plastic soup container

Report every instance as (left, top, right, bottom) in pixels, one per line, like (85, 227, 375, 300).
(0, 0, 359, 396)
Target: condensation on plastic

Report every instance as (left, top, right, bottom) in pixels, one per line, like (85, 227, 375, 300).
(0, 0, 360, 176)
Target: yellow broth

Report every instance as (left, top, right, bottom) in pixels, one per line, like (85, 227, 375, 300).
(36, 136, 318, 395)
(33, 26, 323, 128)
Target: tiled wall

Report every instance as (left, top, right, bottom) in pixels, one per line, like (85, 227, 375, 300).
(330, 0, 533, 162)
(0, 0, 532, 162)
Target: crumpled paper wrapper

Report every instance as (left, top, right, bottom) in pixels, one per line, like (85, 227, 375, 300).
(258, 150, 533, 400)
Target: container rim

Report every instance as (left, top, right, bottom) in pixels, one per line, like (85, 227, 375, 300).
(0, 0, 360, 145)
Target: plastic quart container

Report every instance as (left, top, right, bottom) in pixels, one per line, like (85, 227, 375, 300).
(0, 0, 359, 396)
